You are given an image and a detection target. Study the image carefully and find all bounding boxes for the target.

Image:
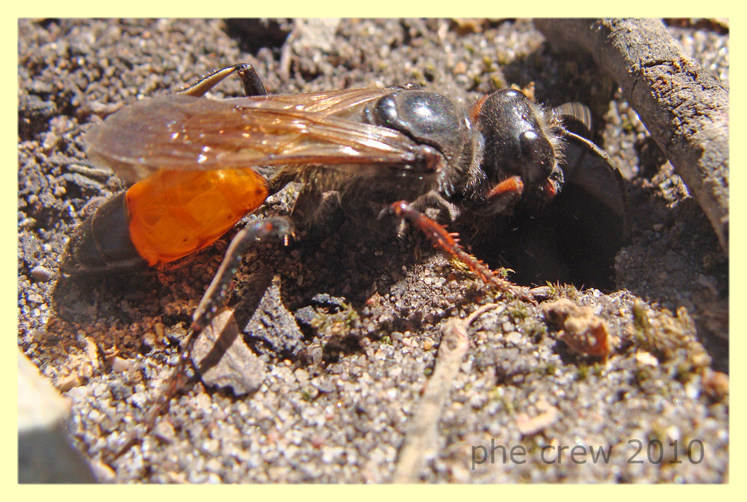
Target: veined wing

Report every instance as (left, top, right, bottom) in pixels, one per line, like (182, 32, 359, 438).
(86, 88, 442, 184)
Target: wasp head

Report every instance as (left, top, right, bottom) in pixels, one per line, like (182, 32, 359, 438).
(451, 89, 565, 218)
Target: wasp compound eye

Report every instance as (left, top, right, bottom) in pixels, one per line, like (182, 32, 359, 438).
(475, 89, 558, 186)
(518, 129, 554, 184)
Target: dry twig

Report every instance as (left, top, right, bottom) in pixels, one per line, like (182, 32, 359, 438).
(535, 18, 729, 254)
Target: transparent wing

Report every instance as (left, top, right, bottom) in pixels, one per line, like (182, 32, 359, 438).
(86, 88, 439, 184)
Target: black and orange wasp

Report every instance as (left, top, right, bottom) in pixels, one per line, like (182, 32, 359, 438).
(61, 62, 626, 329)
(59, 64, 626, 452)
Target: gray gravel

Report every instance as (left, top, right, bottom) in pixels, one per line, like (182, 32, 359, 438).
(18, 18, 728, 483)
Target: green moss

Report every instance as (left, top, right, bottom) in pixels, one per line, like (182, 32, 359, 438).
(309, 302, 360, 337)
(525, 320, 547, 340)
(576, 364, 590, 380)
(508, 302, 530, 321)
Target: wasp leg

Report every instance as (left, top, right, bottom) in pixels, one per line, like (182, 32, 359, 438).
(236, 64, 268, 96)
(191, 216, 294, 333)
(178, 63, 267, 97)
(387, 201, 532, 300)
(265, 168, 301, 197)
(290, 184, 345, 231)
(412, 191, 462, 223)
(105, 217, 293, 463)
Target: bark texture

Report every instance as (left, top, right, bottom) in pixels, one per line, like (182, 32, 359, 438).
(536, 18, 729, 254)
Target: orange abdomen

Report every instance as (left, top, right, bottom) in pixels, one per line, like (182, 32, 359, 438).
(126, 168, 269, 266)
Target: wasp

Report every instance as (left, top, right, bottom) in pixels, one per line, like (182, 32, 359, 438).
(61, 63, 625, 330)
(58, 64, 626, 459)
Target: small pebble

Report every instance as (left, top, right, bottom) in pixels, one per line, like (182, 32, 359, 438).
(111, 356, 131, 373)
(30, 265, 54, 282)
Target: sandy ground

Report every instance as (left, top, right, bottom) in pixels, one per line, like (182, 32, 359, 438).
(18, 19, 728, 482)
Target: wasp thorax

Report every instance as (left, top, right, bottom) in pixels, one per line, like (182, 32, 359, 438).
(365, 90, 474, 189)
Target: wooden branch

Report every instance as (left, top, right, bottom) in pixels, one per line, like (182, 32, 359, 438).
(535, 18, 729, 255)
